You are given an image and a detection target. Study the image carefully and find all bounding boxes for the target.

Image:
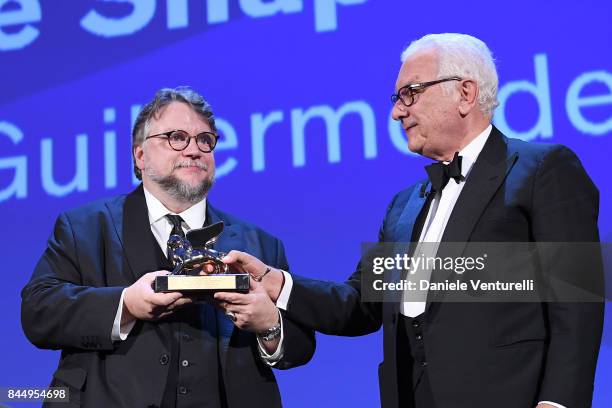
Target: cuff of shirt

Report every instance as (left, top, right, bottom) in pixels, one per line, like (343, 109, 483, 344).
(275, 270, 293, 310)
(256, 309, 285, 366)
(111, 288, 136, 341)
(538, 401, 566, 408)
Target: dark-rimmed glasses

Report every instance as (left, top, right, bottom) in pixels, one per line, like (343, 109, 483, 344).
(146, 130, 218, 153)
(391, 76, 462, 107)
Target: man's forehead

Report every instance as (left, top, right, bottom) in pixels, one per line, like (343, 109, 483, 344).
(149, 102, 210, 131)
(153, 102, 192, 120)
(395, 51, 438, 88)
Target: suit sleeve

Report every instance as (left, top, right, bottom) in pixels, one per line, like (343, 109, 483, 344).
(21, 212, 123, 351)
(281, 194, 403, 337)
(532, 146, 604, 407)
(270, 237, 316, 369)
(285, 266, 382, 336)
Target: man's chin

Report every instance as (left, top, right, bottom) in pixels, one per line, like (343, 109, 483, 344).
(180, 177, 214, 193)
(177, 173, 207, 185)
(149, 172, 214, 203)
(407, 140, 424, 156)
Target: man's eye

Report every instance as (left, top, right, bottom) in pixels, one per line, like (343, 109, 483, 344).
(399, 88, 413, 97)
(170, 132, 187, 142)
(197, 134, 212, 144)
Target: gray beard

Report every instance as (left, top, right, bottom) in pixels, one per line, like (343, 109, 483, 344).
(147, 167, 214, 205)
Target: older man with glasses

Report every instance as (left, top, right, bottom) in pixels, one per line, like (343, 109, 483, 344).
(21, 86, 315, 408)
(220, 33, 604, 408)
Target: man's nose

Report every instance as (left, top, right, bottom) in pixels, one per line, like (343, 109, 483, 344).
(182, 136, 203, 157)
(391, 102, 408, 121)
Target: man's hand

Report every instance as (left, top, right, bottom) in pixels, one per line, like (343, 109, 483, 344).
(221, 250, 284, 302)
(214, 279, 279, 333)
(122, 271, 192, 323)
(214, 279, 281, 353)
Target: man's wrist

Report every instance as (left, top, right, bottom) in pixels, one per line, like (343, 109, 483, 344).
(121, 290, 136, 325)
(113, 288, 137, 341)
(121, 303, 136, 325)
(267, 268, 284, 303)
(257, 311, 282, 342)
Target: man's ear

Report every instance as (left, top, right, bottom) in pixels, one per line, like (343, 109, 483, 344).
(133, 144, 145, 172)
(458, 79, 479, 116)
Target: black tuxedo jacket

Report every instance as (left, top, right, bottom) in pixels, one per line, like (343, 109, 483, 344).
(285, 127, 604, 408)
(21, 185, 315, 407)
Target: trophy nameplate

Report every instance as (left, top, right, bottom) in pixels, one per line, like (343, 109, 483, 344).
(154, 221, 250, 293)
(154, 274, 250, 292)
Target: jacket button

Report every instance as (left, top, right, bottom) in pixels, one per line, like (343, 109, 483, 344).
(416, 334, 423, 340)
(159, 354, 169, 365)
(420, 361, 428, 367)
(178, 386, 188, 395)
(181, 360, 189, 367)
(412, 320, 420, 328)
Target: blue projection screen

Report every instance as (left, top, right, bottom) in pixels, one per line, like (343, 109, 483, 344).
(1, 1, 611, 406)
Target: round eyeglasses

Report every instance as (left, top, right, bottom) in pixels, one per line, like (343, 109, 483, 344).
(145, 130, 218, 153)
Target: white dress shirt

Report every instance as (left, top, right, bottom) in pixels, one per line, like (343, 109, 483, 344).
(111, 187, 284, 365)
(400, 125, 492, 317)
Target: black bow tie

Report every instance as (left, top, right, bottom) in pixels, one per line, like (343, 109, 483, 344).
(425, 152, 464, 193)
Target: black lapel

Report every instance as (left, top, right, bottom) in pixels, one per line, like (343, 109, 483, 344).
(442, 126, 517, 244)
(388, 183, 430, 314)
(109, 184, 164, 282)
(393, 182, 430, 243)
(425, 127, 518, 311)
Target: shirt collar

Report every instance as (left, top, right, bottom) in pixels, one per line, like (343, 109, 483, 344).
(143, 186, 207, 230)
(456, 124, 492, 178)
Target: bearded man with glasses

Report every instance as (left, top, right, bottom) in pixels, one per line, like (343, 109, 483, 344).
(21, 86, 314, 408)
(220, 34, 604, 408)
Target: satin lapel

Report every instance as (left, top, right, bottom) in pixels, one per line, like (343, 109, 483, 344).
(426, 127, 518, 310)
(388, 183, 429, 311)
(109, 184, 163, 282)
(104, 194, 132, 283)
(393, 182, 429, 242)
(206, 203, 244, 372)
(442, 127, 517, 244)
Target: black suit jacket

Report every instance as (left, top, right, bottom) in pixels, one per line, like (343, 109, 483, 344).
(21, 185, 315, 407)
(285, 127, 604, 408)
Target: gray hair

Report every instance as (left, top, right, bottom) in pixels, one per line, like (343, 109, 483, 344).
(401, 33, 499, 116)
(132, 86, 216, 180)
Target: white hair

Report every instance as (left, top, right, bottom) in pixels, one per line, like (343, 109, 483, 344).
(401, 33, 499, 116)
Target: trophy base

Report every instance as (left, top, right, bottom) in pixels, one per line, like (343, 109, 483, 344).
(154, 274, 249, 293)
